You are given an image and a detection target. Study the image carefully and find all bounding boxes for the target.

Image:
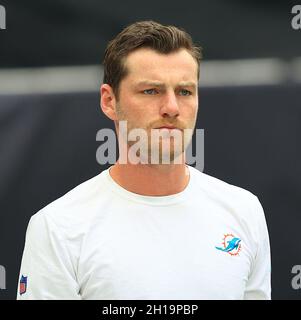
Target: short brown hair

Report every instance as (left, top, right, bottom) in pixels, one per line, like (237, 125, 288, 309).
(102, 20, 202, 100)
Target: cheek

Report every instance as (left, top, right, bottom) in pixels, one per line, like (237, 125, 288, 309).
(122, 104, 149, 129)
(181, 102, 197, 117)
(189, 99, 198, 115)
(127, 98, 157, 123)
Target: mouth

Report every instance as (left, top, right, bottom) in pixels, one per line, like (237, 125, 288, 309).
(155, 126, 182, 130)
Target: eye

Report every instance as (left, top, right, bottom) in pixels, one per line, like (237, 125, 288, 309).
(179, 89, 192, 96)
(143, 89, 157, 95)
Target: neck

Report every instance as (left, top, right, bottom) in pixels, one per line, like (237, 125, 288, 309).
(109, 155, 190, 196)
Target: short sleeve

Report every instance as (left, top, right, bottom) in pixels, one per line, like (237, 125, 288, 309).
(17, 211, 81, 300)
(244, 197, 271, 300)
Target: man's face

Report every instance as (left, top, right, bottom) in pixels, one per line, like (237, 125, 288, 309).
(115, 47, 199, 164)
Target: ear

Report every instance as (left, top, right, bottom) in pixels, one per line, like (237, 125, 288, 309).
(100, 84, 118, 120)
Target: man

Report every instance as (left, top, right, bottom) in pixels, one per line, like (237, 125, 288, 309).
(17, 20, 271, 300)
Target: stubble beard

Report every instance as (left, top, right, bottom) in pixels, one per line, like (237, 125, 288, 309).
(116, 103, 195, 165)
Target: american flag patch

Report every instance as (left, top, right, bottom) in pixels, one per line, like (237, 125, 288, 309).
(19, 275, 27, 295)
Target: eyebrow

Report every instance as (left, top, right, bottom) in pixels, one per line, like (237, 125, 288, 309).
(136, 81, 164, 88)
(178, 82, 197, 89)
(135, 81, 197, 89)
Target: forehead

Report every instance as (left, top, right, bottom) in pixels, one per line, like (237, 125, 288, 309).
(123, 47, 198, 84)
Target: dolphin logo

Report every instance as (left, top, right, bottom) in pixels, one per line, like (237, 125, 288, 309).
(216, 236, 241, 253)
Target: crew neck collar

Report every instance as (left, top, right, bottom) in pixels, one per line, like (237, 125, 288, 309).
(103, 165, 195, 206)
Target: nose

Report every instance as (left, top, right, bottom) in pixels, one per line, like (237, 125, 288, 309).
(159, 90, 180, 118)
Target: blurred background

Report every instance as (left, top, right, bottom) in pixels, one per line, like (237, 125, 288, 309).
(0, 0, 300, 299)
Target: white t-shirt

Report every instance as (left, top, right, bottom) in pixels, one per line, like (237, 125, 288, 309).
(17, 165, 271, 300)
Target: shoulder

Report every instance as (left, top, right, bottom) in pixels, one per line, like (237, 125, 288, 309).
(27, 169, 110, 238)
(189, 165, 257, 201)
(188, 166, 267, 229)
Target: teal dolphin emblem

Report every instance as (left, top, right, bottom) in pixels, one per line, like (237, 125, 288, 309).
(216, 237, 241, 252)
